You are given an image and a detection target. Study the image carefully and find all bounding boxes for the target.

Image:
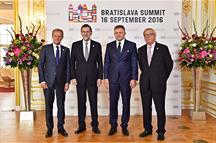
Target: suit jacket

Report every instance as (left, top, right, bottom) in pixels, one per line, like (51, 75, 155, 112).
(104, 39, 138, 84)
(71, 40, 103, 86)
(138, 42, 173, 92)
(38, 44, 71, 88)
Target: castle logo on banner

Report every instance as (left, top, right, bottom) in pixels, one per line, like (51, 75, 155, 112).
(68, 3, 97, 22)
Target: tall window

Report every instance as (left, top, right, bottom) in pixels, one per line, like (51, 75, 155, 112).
(0, 24, 13, 67)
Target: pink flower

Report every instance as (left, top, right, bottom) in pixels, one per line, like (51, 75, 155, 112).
(200, 50, 208, 58)
(213, 53, 216, 60)
(186, 54, 191, 58)
(183, 48, 190, 54)
(13, 48, 21, 57)
(21, 54, 28, 61)
(25, 43, 30, 47)
(6, 58, 12, 64)
(27, 62, 31, 65)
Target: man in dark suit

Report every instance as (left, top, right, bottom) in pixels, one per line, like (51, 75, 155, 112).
(104, 25, 138, 136)
(38, 28, 70, 138)
(71, 24, 103, 134)
(138, 28, 173, 141)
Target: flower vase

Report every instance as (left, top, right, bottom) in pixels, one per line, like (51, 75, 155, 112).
(20, 69, 32, 111)
(191, 67, 206, 120)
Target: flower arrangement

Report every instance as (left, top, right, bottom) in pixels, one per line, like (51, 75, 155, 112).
(3, 16, 45, 69)
(178, 21, 216, 68)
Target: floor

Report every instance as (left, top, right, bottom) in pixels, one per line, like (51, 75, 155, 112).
(0, 93, 215, 143)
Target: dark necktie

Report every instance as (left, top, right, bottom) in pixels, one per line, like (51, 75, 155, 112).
(118, 42, 121, 53)
(56, 46, 60, 65)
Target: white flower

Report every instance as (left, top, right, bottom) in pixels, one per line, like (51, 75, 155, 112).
(192, 43, 197, 47)
(209, 54, 213, 58)
(9, 52, 14, 56)
(32, 52, 39, 59)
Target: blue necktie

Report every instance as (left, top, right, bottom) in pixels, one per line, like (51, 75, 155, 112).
(56, 46, 60, 65)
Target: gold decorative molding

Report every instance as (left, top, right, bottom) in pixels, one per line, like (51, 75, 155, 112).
(33, 0, 46, 39)
(182, 78, 216, 117)
(201, 99, 216, 111)
(13, 0, 20, 106)
(214, 67, 216, 74)
(204, 0, 208, 14)
(182, 0, 192, 17)
(31, 0, 46, 110)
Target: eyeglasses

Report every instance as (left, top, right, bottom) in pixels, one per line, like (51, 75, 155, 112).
(144, 33, 155, 37)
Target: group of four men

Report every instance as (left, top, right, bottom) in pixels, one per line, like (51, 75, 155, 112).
(38, 24, 173, 141)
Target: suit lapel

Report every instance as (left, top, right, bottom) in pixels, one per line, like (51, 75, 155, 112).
(143, 45, 149, 66)
(50, 44, 56, 65)
(60, 46, 65, 62)
(78, 41, 86, 62)
(150, 42, 159, 65)
(87, 41, 94, 62)
(113, 41, 119, 53)
(120, 40, 127, 55)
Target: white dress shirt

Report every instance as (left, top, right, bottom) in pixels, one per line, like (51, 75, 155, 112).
(53, 43, 61, 58)
(116, 39, 125, 52)
(83, 40, 91, 57)
(147, 42, 156, 57)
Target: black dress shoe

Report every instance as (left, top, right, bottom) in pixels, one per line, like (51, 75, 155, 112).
(92, 128, 101, 134)
(45, 130, 53, 138)
(58, 128, 68, 137)
(139, 130, 152, 137)
(157, 133, 165, 141)
(122, 128, 129, 136)
(108, 128, 117, 136)
(74, 128, 86, 134)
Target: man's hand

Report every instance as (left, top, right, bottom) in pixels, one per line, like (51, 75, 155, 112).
(97, 79, 102, 87)
(64, 83, 69, 92)
(130, 80, 136, 88)
(40, 82, 48, 89)
(104, 79, 109, 89)
(71, 79, 77, 86)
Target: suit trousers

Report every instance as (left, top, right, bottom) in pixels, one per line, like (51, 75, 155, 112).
(44, 79, 66, 130)
(140, 86, 166, 134)
(109, 82, 131, 129)
(76, 84, 99, 129)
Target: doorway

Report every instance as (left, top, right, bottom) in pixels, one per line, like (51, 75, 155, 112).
(0, 0, 15, 111)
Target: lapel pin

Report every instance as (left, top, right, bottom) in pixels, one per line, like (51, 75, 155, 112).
(156, 47, 159, 50)
(127, 50, 130, 53)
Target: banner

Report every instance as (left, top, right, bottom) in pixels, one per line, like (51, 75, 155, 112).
(45, 0, 182, 115)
